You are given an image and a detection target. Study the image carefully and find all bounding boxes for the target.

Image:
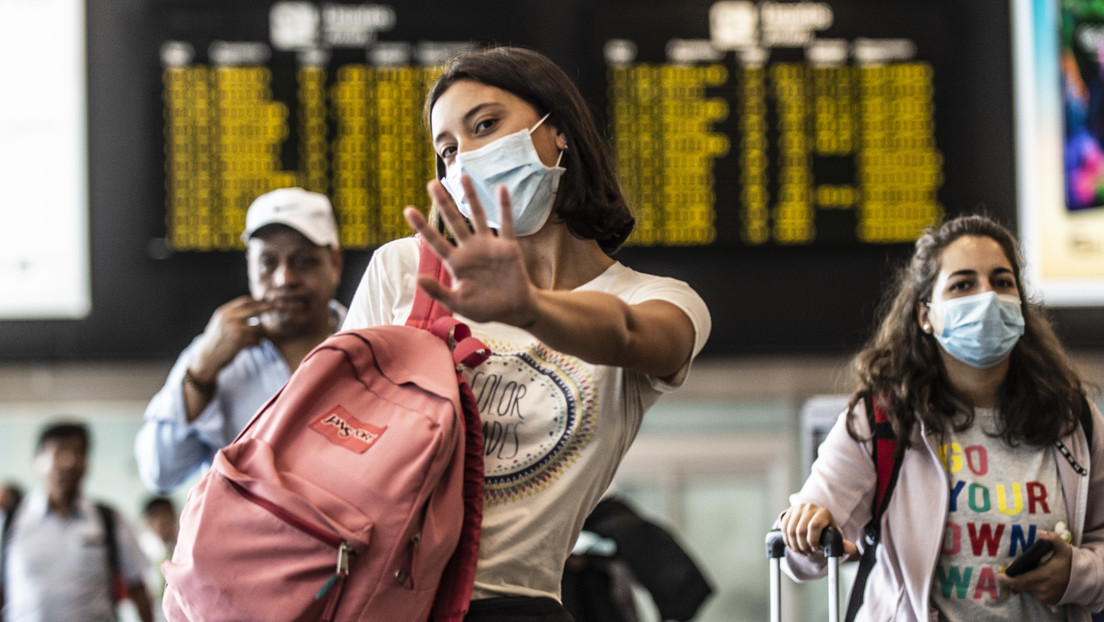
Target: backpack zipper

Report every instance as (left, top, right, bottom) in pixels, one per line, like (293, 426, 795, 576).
(227, 480, 351, 618)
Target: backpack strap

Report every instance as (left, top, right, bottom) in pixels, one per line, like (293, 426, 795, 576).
(0, 495, 20, 604)
(95, 502, 128, 603)
(845, 392, 902, 622)
(432, 371, 485, 622)
(1057, 395, 1095, 477)
(1080, 395, 1094, 451)
(407, 235, 487, 621)
(406, 234, 453, 331)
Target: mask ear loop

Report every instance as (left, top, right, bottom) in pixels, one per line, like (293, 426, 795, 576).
(529, 112, 566, 168)
(528, 112, 552, 135)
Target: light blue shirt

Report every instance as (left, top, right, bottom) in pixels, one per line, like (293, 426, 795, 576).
(134, 301, 346, 493)
(1, 490, 149, 622)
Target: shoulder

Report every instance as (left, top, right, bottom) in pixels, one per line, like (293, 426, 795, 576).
(345, 237, 421, 330)
(587, 263, 700, 301)
(587, 263, 709, 321)
(369, 236, 420, 271)
(361, 237, 420, 291)
(8, 489, 49, 526)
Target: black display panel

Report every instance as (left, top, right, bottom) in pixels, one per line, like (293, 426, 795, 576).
(156, 1, 948, 251)
(4, 0, 1097, 361)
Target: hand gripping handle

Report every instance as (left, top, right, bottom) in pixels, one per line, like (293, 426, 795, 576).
(766, 526, 843, 559)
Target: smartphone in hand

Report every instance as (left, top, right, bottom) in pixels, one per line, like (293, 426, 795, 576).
(1005, 539, 1055, 577)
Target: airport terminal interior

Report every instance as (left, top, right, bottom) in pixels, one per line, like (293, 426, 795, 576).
(3, 0, 1104, 621)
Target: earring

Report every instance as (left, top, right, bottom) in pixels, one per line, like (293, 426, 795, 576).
(922, 323, 932, 334)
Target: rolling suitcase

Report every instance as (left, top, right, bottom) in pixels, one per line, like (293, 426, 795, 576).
(765, 527, 844, 622)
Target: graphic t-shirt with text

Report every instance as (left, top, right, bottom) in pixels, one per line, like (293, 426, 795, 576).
(930, 408, 1067, 622)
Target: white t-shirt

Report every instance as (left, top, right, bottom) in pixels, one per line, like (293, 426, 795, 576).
(343, 236, 711, 601)
(2, 491, 151, 622)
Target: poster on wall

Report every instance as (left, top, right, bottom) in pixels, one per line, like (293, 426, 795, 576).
(1014, 0, 1104, 306)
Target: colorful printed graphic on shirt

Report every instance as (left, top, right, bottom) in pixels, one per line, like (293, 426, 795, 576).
(934, 438, 1063, 606)
(466, 340, 598, 506)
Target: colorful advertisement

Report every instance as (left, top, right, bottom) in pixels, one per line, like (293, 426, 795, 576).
(1014, 0, 1104, 305)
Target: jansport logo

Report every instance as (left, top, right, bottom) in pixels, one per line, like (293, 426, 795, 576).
(310, 405, 385, 453)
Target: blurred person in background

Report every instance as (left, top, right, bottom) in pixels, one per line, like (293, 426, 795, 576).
(139, 496, 178, 621)
(135, 187, 345, 494)
(1, 419, 154, 622)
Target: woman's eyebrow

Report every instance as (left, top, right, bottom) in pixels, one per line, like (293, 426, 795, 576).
(433, 102, 499, 146)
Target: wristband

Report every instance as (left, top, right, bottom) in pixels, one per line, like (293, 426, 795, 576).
(183, 368, 216, 398)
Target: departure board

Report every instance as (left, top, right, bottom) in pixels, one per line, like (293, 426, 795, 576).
(17, 0, 1079, 361)
(156, 0, 950, 252)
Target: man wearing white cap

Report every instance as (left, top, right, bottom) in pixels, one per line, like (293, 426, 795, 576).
(135, 188, 345, 493)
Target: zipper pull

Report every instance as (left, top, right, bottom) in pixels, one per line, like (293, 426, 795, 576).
(337, 542, 352, 576)
(316, 575, 337, 600)
(317, 543, 353, 601)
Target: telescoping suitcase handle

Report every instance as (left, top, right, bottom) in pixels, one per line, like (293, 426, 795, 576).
(765, 527, 844, 622)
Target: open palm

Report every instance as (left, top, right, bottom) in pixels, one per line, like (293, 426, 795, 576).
(404, 176, 535, 327)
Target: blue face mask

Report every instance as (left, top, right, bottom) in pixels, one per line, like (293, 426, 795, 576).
(441, 113, 565, 236)
(932, 291, 1025, 368)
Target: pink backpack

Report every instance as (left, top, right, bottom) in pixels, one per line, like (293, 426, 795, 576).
(163, 241, 487, 622)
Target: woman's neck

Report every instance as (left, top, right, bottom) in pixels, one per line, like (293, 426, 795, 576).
(942, 351, 1009, 409)
(519, 225, 613, 291)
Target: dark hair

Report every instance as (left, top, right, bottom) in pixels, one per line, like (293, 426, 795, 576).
(0, 481, 24, 508)
(36, 420, 90, 454)
(847, 213, 1088, 448)
(143, 495, 176, 517)
(425, 46, 635, 254)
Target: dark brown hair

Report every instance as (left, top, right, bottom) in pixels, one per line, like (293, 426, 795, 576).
(425, 46, 635, 254)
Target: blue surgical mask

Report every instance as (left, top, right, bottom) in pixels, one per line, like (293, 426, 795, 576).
(932, 291, 1025, 368)
(441, 113, 565, 236)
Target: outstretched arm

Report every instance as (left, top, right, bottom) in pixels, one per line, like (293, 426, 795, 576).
(405, 177, 698, 379)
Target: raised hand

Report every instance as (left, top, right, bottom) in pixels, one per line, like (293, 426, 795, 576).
(191, 295, 273, 382)
(404, 175, 536, 327)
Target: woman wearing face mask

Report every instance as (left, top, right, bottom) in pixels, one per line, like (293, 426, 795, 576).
(342, 46, 711, 621)
(777, 214, 1104, 621)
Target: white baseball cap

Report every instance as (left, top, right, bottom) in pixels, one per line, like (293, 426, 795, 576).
(242, 187, 339, 247)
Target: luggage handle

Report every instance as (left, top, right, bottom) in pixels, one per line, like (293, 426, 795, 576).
(766, 527, 843, 622)
(765, 526, 843, 559)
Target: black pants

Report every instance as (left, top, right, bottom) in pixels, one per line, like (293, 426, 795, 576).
(464, 597, 574, 622)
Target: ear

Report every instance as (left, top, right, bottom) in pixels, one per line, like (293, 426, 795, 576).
(916, 301, 932, 334)
(549, 123, 567, 151)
